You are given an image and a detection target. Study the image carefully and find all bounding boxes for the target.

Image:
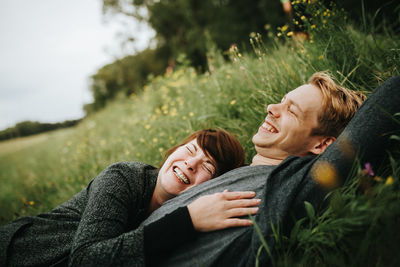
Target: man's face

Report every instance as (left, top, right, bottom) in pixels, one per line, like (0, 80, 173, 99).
(252, 84, 324, 160)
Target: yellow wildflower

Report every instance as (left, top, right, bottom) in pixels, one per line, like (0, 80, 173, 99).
(230, 100, 236, 105)
(311, 24, 316, 29)
(170, 108, 178, 117)
(318, 55, 324, 60)
(125, 150, 130, 155)
(323, 19, 327, 24)
(159, 148, 164, 153)
(281, 25, 289, 32)
(287, 31, 294, 37)
(301, 15, 306, 20)
(145, 124, 151, 129)
(385, 176, 394, 185)
(277, 32, 282, 37)
(311, 161, 339, 189)
(29, 201, 35, 206)
(189, 112, 194, 117)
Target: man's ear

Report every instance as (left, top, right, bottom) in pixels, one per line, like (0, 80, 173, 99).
(310, 136, 336, 155)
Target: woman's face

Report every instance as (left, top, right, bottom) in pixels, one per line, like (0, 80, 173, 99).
(158, 138, 217, 197)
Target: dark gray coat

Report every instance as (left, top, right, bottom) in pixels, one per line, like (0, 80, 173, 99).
(0, 162, 158, 267)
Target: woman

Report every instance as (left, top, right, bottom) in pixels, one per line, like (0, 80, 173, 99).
(0, 129, 260, 266)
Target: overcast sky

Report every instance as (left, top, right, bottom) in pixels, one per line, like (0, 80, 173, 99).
(0, 0, 153, 130)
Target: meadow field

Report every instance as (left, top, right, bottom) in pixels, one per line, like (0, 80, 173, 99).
(1, 2, 399, 265)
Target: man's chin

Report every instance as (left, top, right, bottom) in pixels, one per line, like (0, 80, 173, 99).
(252, 133, 272, 147)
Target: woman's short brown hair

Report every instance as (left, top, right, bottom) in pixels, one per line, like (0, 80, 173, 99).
(160, 129, 245, 177)
(309, 71, 367, 137)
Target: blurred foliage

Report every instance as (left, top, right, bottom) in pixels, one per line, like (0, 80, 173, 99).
(102, 0, 286, 69)
(101, 0, 399, 69)
(84, 48, 167, 114)
(0, 119, 81, 141)
(1, 1, 400, 265)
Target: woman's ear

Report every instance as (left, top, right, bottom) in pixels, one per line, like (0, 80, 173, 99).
(310, 136, 336, 155)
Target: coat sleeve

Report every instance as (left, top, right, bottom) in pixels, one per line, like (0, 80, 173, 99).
(68, 162, 148, 267)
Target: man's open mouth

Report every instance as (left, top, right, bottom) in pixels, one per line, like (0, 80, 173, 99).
(173, 167, 190, 184)
(261, 122, 278, 133)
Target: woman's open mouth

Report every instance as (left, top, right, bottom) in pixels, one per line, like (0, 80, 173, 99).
(173, 167, 190, 184)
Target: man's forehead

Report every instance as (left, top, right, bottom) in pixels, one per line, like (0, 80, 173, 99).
(286, 84, 322, 113)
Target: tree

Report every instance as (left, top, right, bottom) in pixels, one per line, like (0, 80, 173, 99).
(102, 0, 285, 68)
(85, 48, 167, 113)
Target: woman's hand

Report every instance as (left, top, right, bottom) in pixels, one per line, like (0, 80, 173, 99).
(187, 190, 261, 232)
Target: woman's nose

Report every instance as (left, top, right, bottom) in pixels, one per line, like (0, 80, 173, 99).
(185, 157, 200, 172)
(267, 103, 281, 118)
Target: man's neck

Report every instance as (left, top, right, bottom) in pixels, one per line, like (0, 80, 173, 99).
(250, 153, 282, 166)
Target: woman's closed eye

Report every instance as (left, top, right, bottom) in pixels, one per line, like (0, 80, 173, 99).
(203, 162, 214, 175)
(186, 145, 194, 154)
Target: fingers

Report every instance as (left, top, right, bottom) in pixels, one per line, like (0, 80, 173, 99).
(224, 198, 261, 209)
(223, 218, 254, 228)
(221, 191, 256, 200)
(227, 207, 259, 217)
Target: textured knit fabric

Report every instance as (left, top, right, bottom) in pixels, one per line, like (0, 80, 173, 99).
(143, 164, 276, 265)
(143, 76, 400, 266)
(0, 162, 158, 267)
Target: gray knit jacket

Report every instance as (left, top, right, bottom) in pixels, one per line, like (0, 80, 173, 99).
(0, 162, 158, 267)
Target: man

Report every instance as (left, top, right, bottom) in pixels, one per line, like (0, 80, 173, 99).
(142, 72, 400, 266)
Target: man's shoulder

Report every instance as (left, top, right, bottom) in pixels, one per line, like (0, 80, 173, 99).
(217, 164, 276, 179)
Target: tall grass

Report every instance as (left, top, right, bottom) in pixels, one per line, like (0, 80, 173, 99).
(1, 1, 399, 264)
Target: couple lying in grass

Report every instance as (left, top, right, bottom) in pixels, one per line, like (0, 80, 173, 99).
(1, 72, 399, 266)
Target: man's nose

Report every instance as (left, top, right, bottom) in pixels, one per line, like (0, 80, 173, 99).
(266, 103, 281, 118)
